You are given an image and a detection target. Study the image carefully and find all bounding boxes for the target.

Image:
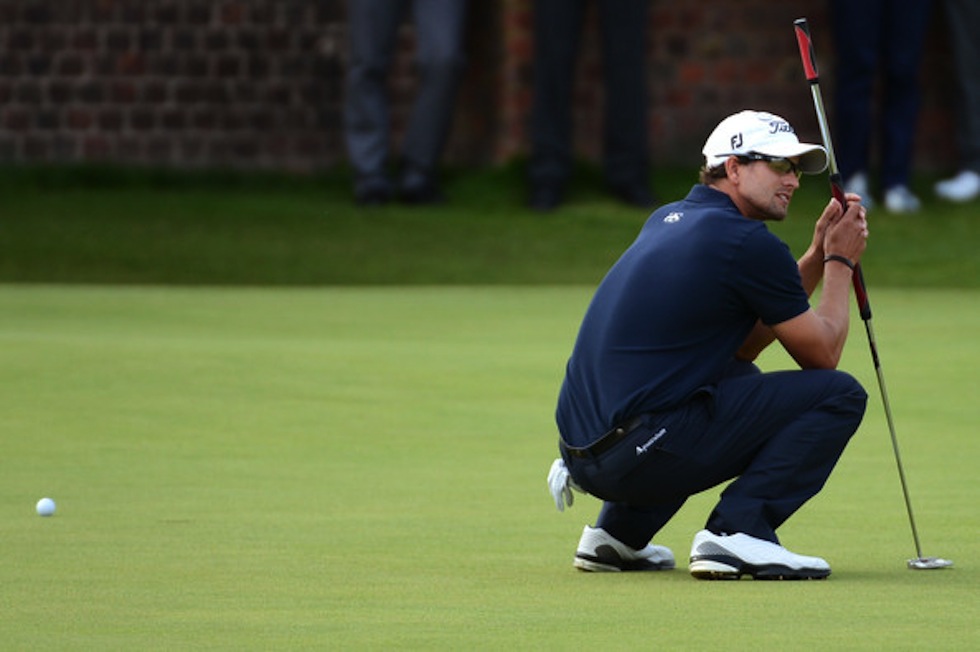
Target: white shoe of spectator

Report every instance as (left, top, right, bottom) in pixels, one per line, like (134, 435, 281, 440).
(843, 172, 874, 209)
(884, 185, 922, 213)
(935, 170, 980, 202)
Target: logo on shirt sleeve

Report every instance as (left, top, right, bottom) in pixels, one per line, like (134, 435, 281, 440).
(664, 212, 683, 223)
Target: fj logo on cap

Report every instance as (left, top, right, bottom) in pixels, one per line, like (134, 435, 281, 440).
(731, 133, 743, 149)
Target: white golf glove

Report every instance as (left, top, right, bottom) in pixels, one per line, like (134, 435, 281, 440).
(547, 457, 585, 512)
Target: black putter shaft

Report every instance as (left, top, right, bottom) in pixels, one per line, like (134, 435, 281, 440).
(793, 18, 924, 561)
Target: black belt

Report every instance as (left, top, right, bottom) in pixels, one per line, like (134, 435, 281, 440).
(561, 416, 645, 459)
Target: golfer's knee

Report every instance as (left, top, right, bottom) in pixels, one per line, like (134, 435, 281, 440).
(829, 370, 868, 422)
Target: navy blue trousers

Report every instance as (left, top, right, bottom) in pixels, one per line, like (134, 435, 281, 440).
(830, 0, 933, 189)
(563, 362, 867, 549)
(528, 0, 651, 189)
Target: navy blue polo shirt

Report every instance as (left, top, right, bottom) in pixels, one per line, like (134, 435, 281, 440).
(556, 184, 811, 447)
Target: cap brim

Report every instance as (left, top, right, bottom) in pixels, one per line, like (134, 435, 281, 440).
(754, 142, 828, 174)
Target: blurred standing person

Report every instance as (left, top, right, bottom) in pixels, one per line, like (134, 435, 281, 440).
(344, 1, 468, 205)
(527, 0, 654, 212)
(830, 0, 933, 213)
(934, 0, 980, 202)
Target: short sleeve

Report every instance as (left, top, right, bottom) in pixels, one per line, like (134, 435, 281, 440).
(731, 228, 811, 326)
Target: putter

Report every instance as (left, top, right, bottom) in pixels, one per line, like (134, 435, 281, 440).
(793, 18, 952, 571)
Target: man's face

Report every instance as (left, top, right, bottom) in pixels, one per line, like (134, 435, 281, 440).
(734, 157, 802, 221)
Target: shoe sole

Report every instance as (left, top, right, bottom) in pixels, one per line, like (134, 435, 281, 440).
(574, 556, 624, 572)
(936, 191, 979, 202)
(574, 554, 675, 573)
(689, 556, 829, 581)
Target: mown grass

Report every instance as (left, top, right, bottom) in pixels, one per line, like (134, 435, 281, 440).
(1, 163, 976, 287)
(0, 164, 976, 649)
(0, 285, 975, 650)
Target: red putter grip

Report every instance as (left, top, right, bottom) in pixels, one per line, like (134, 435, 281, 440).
(828, 174, 848, 207)
(794, 19, 819, 82)
(829, 173, 873, 320)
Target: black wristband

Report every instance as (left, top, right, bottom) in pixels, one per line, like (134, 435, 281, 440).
(823, 254, 856, 270)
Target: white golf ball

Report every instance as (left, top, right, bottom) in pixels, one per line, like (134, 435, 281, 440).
(36, 497, 56, 517)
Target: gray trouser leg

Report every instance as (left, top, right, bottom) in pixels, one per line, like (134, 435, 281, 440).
(344, 0, 403, 181)
(400, 0, 468, 175)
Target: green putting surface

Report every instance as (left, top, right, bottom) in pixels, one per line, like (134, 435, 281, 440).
(1, 285, 974, 649)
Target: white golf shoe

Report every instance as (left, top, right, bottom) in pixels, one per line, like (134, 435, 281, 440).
(935, 170, 980, 202)
(884, 185, 922, 213)
(843, 172, 874, 209)
(688, 529, 830, 580)
(573, 526, 675, 572)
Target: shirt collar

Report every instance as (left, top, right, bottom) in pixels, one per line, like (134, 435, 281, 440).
(685, 184, 739, 211)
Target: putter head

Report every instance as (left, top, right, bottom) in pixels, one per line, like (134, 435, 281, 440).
(907, 557, 954, 570)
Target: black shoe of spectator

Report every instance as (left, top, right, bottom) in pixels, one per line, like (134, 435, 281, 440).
(609, 183, 656, 209)
(529, 184, 564, 212)
(354, 177, 394, 206)
(400, 180, 445, 204)
(399, 168, 445, 205)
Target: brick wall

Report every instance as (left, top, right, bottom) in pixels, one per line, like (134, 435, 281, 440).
(0, 0, 957, 173)
(0, 0, 346, 169)
(491, 0, 957, 171)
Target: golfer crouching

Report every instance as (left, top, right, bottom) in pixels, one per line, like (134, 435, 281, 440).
(548, 110, 869, 580)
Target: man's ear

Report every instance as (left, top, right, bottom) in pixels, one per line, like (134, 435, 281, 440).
(724, 156, 740, 184)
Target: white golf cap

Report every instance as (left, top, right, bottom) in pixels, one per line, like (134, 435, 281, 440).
(702, 110, 828, 174)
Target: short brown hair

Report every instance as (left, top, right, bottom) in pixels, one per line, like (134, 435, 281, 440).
(699, 162, 729, 185)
